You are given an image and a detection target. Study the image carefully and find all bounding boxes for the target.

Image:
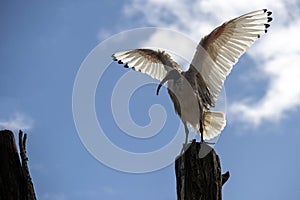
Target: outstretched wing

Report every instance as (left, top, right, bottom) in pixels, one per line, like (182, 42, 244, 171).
(112, 49, 182, 81)
(190, 9, 272, 106)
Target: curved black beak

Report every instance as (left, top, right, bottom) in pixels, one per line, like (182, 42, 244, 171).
(156, 70, 180, 95)
(156, 84, 163, 95)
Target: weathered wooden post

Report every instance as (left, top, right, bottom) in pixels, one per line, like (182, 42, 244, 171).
(175, 140, 229, 200)
(0, 130, 37, 200)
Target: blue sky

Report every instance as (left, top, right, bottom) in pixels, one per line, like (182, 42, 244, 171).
(1, 1, 300, 200)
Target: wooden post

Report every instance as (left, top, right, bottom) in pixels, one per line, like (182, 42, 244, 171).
(175, 140, 229, 200)
(0, 130, 37, 200)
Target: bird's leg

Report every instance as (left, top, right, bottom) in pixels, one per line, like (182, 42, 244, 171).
(200, 120, 204, 143)
(180, 122, 190, 154)
(184, 122, 189, 145)
(199, 120, 215, 145)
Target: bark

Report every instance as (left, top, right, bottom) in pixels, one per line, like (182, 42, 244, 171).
(0, 130, 36, 200)
(175, 140, 229, 200)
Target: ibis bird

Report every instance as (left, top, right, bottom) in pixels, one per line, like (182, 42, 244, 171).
(112, 9, 272, 144)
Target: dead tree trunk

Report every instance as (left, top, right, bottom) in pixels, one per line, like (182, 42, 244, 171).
(0, 130, 37, 200)
(175, 140, 229, 200)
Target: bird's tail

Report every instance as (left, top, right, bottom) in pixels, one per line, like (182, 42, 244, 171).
(202, 111, 226, 140)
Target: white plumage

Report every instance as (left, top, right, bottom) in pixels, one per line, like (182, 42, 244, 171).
(112, 9, 272, 143)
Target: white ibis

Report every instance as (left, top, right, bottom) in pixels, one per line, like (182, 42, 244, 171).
(112, 9, 272, 144)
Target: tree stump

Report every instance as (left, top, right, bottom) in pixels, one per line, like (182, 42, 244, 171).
(0, 130, 36, 200)
(175, 140, 229, 200)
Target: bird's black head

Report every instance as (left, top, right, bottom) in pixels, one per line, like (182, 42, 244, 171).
(156, 70, 181, 95)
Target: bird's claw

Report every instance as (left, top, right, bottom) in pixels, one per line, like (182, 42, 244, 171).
(201, 141, 216, 145)
(180, 142, 192, 154)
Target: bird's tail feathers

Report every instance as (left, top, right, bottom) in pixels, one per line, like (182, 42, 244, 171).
(203, 111, 226, 140)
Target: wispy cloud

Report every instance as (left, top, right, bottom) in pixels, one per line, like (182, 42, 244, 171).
(42, 193, 67, 200)
(97, 29, 114, 41)
(100, 186, 118, 196)
(30, 162, 49, 175)
(121, 0, 300, 126)
(0, 112, 33, 131)
(72, 186, 118, 199)
(231, 13, 300, 126)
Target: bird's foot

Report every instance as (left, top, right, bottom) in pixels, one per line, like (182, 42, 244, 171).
(200, 140, 215, 145)
(180, 142, 191, 155)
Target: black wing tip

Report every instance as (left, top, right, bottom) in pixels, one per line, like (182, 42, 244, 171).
(112, 54, 118, 61)
(112, 55, 131, 69)
(114, 60, 130, 69)
(263, 9, 272, 14)
(263, 9, 273, 22)
(112, 54, 127, 66)
(263, 15, 272, 34)
(267, 17, 273, 22)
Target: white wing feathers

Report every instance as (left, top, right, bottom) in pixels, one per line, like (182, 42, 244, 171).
(203, 111, 226, 140)
(112, 10, 272, 141)
(191, 9, 272, 106)
(112, 49, 182, 81)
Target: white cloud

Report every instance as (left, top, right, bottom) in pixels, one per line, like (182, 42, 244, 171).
(101, 186, 118, 196)
(42, 193, 67, 200)
(30, 162, 49, 175)
(97, 29, 114, 41)
(0, 112, 33, 131)
(141, 29, 196, 70)
(123, 0, 300, 126)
